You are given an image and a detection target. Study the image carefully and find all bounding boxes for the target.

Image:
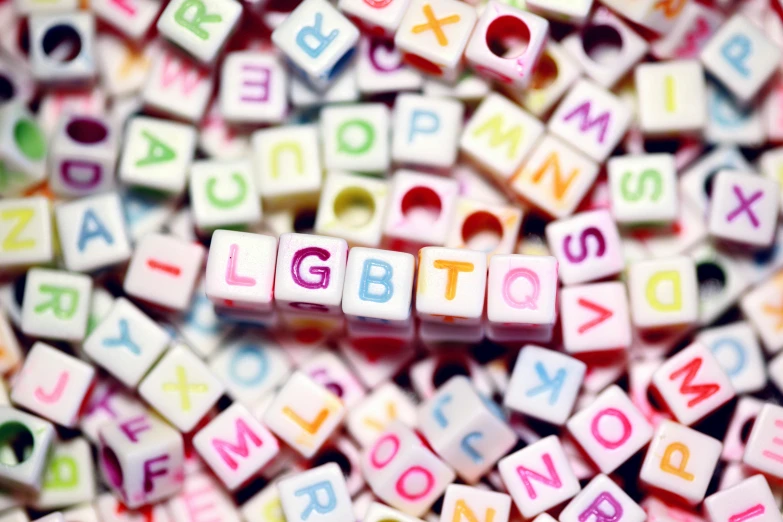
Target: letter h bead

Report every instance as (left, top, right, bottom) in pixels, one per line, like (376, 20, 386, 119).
(272, 0, 360, 91)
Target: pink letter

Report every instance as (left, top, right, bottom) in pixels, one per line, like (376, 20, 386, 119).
(579, 492, 623, 522)
(35, 371, 69, 404)
(211, 418, 263, 470)
(503, 268, 540, 309)
(143, 455, 170, 493)
(119, 416, 151, 443)
(591, 408, 632, 449)
(225, 243, 256, 286)
(395, 466, 434, 501)
(516, 453, 562, 500)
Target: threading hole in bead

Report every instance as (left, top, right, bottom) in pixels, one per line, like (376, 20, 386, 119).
(42, 24, 82, 63)
(334, 187, 376, 228)
(582, 24, 623, 64)
(486, 15, 530, 59)
(0, 422, 34, 466)
(461, 211, 503, 252)
(401, 186, 442, 227)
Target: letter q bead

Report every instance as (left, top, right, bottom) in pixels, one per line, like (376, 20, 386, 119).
(342, 247, 415, 324)
(416, 246, 487, 324)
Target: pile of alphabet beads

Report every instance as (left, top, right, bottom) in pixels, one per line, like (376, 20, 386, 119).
(8, 0, 783, 521)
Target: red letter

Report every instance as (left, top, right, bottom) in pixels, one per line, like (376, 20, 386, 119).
(668, 357, 720, 408)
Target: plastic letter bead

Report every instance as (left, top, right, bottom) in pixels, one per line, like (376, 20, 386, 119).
(360, 421, 455, 516)
(138, 343, 225, 432)
(54, 192, 132, 273)
(743, 403, 783, 480)
(415, 246, 487, 324)
(627, 256, 699, 331)
(548, 79, 632, 163)
(707, 170, 780, 249)
(141, 48, 214, 123)
(607, 153, 679, 225)
(651, 342, 735, 426)
(0, 103, 48, 195)
(98, 412, 185, 507)
(559, 474, 646, 522)
(29, 13, 96, 83)
(190, 159, 262, 233)
(418, 376, 516, 483)
(11, 342, 95, 427)
(440, 484, 512, 522)
(526, 0, 592, 24)
(504, 345, 586, 426)
(123, 233, 205, 312)
(31, 437, 95, 510)
(156, 0, 242, 64)
(321, 103, 390, 174)
(0, 197, 53, 270)
(566, 385, 653, 474)
(635, 60, 707, 136)
(118, 116, 197, 196)
(394, 0, 477, 82)
(271, 0, 360, 92)
(497, 435, 580, 519)
(277, 463, 353, 522)
(220, 51, 288, 125)
(459, 93, 544, 182)
(193, 402, 279, 490)
(519, 42, 580, 118)
(342, 246, 414, 324)
(704, 474, 780, 522)
(464, 2, 549, 89)
(696, 322, 766, 395)
(263, 371, 345, 458)
(545, 209, 624, 285)
(391, 93, 464, 170)
(700, 14, 781, 105)
(337, 0, 411, 37)
(560, 282, 632, 354)
(83, 297, 170, 388)
(21, 269, 93, 342)
(0, 407, 55, 493)
(90, 0, 159, 40)
(639, 420, 722, 505)
(510, 134, 599, 219)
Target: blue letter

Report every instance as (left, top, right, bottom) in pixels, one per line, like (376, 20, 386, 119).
(433, 394, 452, 427)
(721, 34, 752, 77)
(525, 362, 566, 405)
(101, 319, 140, 355)
(229, 345, 268, 386)
(711, 338, 746, 377)
(461, 431, 483, 463)
(359, 259, 393, 303)
(295, 480, 336, 520)
(409, 110, 439, 142)
(295, 13, 338, 59)
(78, 208, 113, 252)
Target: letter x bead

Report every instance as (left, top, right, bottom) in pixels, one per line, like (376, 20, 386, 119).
(139, 344, 225, 432)
(708, 170, 780, 248)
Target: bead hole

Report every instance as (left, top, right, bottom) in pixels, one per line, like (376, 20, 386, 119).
(530, 52, 558, 90)
(432, 360, 470, 388)
(461, 211, 503, 252)
(0, 422, 34, 466)
(42, 24, 82, 63)
(401, 186, 442, 227)
(582, 24, 623, 64)
(334, 187, 376, 228)
(101, 445, 124, 488)
(66, 118, 108, 144)
(486, 15, 530, 59)
(0, 75, 15, 102)
(696, 261, 727, 300)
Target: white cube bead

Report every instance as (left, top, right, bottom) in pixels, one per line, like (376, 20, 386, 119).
(142, 49, 213, 123)
(445, 198, 522, 257)
(743, 403, 783, 480)
(416, 246, 487, 324)
(315, 171, 389, 247)
(91, 0, 159, 40)
(278, 463, 353, 522)
(391, 93, 463, 170)
(31, 437, 95, 509)
(337, 0, 411, 37)
(518, 42, 581, 119)
(220, 51, 288, 124)
(607, 153, 679, 225)
(190, 159, 262, 233)
(342, 246, 414, 324)
(486, 254, 558, 331)
(346, 382, 417, 447)
(560, 282, 632, 354)
(705, 474, 779, 522)
(29, 13, 96, 83)
(741, 273, 783, 355)
(707, 170, 779, 248)
(0, 407, 55, 493)
(635, 60, 707, 136)
(0, 103, 47, 195)
(627, 256, 699, 330)
(322, 103, 390, 174)
(156, 0, 241, 64)
(21, 269, 92, 342)
(559, 474, 645, 522)
(0, 197, 53, 270)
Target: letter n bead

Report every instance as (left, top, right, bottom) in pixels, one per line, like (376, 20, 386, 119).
(278, 463, 354, 522)
(640, 420, 722, 505)
(193, 403, 279, 490)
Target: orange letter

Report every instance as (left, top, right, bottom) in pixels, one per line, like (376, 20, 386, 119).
(660, 442, 694, 481)
(433, 260, 474, 300)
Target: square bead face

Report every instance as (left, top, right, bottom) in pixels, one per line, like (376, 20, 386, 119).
(274, 233, 348, 314)
(510, 134, 599, 219)
(559, 474, 646, 522)
(696, 322, 766, 395)
(548, 79, 632, 163)
(338, 0, 411, 35)
(321, 103, 389, 174)
(640, 420, 722, 505)
(278, 463, 354, 522)
(566, 385, 653, 474)
(138, 343, 225, 432)
(700, 14, 780, 104)
(391, 93, 464, 169)
(32, 437, 95, 510)
(503, 345, 586, 426)
(55, 192, 132, 273)
(0, 197, 53, 269)
(608, 153, 679, 225)
(651, 342, 735, 426)
(342, 247, 414, 323)
(440, 485, 511, 522)
(416, 247, 487, 324)
(546, 209, 624, 285)
(142, 50, 213, 123)
(635, 60, 707, 136)
(190, 159, 262, 232)
(383, 169, 459, 248)
(627, 256, 699, 330)
(271, 0, 359, 90)
(704, 475, 780, 522)
(123, 233, 205, 311)
(394, 0, 477, 72)
(743, 403, 783, 480)
(193, 403, 279, 490)
(498, 435, 581, 519)
(460, 93, 544, 181)
(314, 171, 389, 247)
(11, 342, 95, 427)
(205, 230, 277, 311)
(486, 254, 558, 327)
(220, 51, 288, 125)
(707, 171, 779, 248)
(21, 269, 93, 342)
(83, 297, 170, 388)
(263, 371, 345, 458)
(520, 42, 581, 118)
(464, 3, 549, 89)
(560, 282, 632, 354)
(119, 116, 197, 195)
(156, 0, 241, 63)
